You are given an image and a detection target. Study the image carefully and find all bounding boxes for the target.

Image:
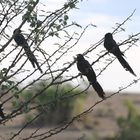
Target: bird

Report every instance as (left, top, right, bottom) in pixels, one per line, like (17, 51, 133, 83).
(0, 103, 5, 119)
(104, 33, 136, 76)
(76, 54, 105, 99)
(13, 28, 43, 73)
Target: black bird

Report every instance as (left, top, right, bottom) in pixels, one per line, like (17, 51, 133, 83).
(13, 29, 43, 73)
(0, 103, 5, 119)
(104, 33, 136, 76)
(76, 54, 105, 99)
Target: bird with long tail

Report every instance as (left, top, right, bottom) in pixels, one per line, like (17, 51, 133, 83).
(104, 33, 136, 76)
(76, 54, 105, 99)
(13, 29, 43, 73)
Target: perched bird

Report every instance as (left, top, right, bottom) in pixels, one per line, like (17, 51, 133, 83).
(104, 33, 136, 76)
(13, 29, 43, 73)
(76, 54, 105, 99)
(0, 103, 5, 119)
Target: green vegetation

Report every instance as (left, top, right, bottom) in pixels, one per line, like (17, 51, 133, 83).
(105, 100, 140, 140)
(82, 99, 140, 140)
(12, 81, 85, 126)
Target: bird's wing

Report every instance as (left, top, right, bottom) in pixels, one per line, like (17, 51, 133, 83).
(79, 60, 94, 76)
(107, 39, 118, 51)
(84, 60, 93, 73)
(104, 39, 124, 56)
(111, 40, 124, 56)
(14, 34, 27, 46)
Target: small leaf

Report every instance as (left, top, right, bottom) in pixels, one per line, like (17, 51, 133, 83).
(63, 21, 67, 25)
(59, 19, 63, 22)
(2, 68, 7, 72)
(37, 20, 42, 28)
(48, 32, 54, 36)
(64, 15, 69, 21)
(7, 80, 14, 85)
(56, 25, 61, 30)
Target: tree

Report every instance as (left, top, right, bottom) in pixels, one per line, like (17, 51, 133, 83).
(0, 0, 139, 140)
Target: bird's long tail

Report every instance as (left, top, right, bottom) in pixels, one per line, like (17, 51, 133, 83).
(91, 81, 105, 99)
(23, 45, 43, 73)
(116, 54, 136, 76)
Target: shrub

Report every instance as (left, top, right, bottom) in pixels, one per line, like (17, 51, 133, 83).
(12, 81, 85, 126)
(105, 100, 140, 140)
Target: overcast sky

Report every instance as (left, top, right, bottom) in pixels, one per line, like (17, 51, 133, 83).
(74, 0, 140, 93)
(13, 0, 140, 93)
(41, 0, 140, 92)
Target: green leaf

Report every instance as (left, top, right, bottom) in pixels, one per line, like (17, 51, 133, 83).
(48, 32, 54, 36)
(7, 80, 14, 85)
(37, 20, 42, 28)
(59, 19, 63, 23)
(63, 21, 67, 25)
(64, 15, 69, 21)
(2, 68, 7, 72)
(56, 25, 61, 30)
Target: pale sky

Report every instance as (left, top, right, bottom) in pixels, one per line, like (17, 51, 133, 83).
(41, 0, 140, 93)
(5, 0, 140, 93)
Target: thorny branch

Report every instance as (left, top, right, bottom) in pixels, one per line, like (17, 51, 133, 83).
(0, 0, 139, 140)
(20, 77, 140, 140)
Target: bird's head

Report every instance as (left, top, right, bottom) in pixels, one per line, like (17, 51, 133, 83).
(76, 54, 85, 61)
(105, 33, 113, 39)
(13, 28, 22, 35)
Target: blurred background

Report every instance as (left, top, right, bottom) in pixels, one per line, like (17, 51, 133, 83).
(0, 0, 140, 140)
